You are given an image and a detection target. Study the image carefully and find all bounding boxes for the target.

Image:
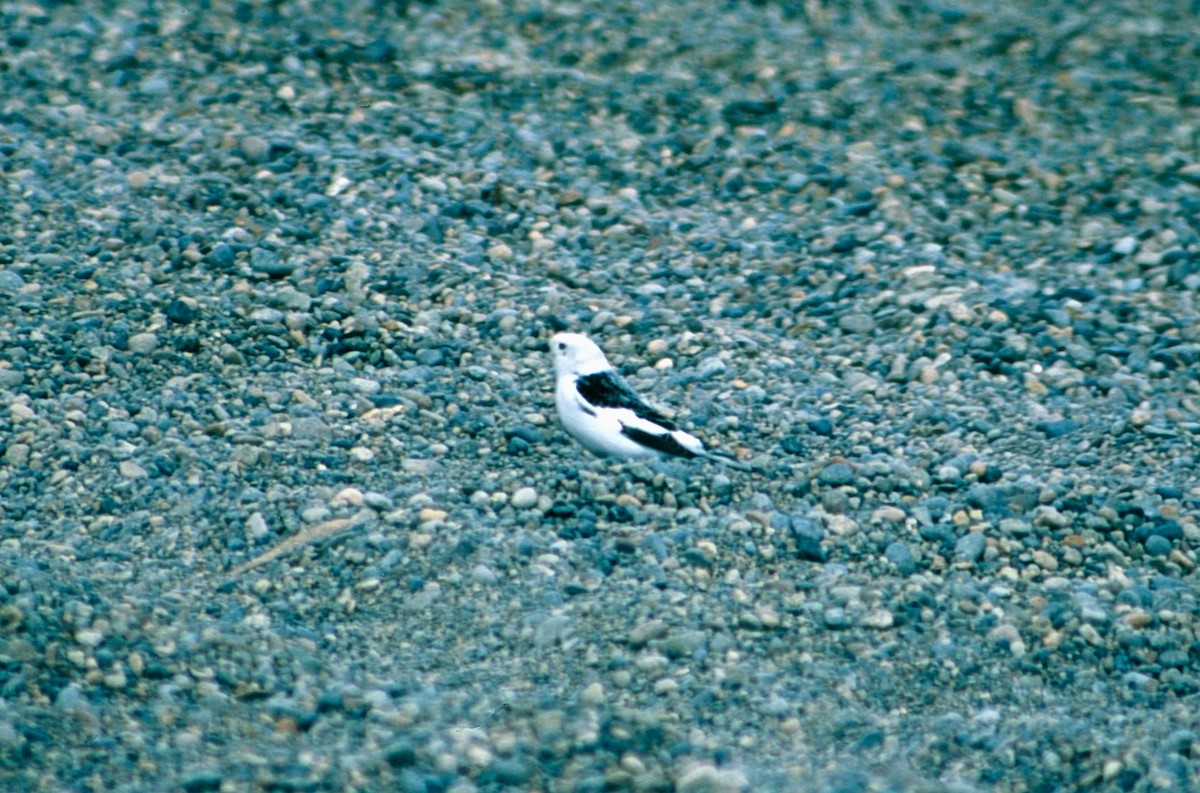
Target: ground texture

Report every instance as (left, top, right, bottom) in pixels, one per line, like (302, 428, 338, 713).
(2, 1, 1199, 791)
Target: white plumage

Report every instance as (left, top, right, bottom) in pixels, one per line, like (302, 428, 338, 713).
(550, 332, 749, 469)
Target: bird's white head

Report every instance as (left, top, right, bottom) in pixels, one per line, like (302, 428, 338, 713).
(551, 332, 611, 377)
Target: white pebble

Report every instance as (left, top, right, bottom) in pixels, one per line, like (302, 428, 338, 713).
(510, 487, 538, 510)
(349, 377, 381, 394)
(246, 512, 269, 540)
(127, 332, 158, 354)
(118, 461, 148, 479)
(75, 629, 104, 647)
(1112, 236, 1138, 255)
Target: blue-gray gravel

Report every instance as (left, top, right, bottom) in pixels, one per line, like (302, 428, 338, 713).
(1, 1, 1199, 791)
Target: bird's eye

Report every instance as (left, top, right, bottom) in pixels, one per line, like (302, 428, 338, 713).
(557, 342, 566, 351)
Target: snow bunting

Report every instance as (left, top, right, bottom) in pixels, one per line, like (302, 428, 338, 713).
(551, 332, 750, 470)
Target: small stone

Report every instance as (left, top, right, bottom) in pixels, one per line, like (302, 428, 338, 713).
(4, 443, 30, 467)
(807, 417, 834, 436)
(1122, 610, 1153, 629)
(206, 243, 236, 270)
(1145, 535, 1172, 556)
(219, 343, 245, 364)
(818, 462, 855, 486)
(955, 532, 986, 563)
(825, 514, 858, 535)
(824, 607, 850, 629)
(860, 609, 895, 629)
(0, 270, 24, 292)
(332, 487, 365, 507)
(580, 682, 605, 706)
(871, 506, 906, 523)
(127, 332, 158, 354)
(488, 242, 513, 261)
(275, 288, 312, 311)
(837, 313, 876, 334)
(676, 762, 748, 793)
(1034, 505, 1071, 528)
(1079, 623, 1103, 646)
(885, 542, 917, 575)
(1000, 517, 1032, 535)
(629, 619, 669, 648)
(363, 492, 393, 511)
(1112, 236, 1138, 256)
(239, 135, 271, 162)
(1031, 549, 1059, 571)
(291, 416, 330, 440)
(182, 771, 223, 793)
(119, 460, 148, 479)
(75, 629, 104, 647)
(471, 564, 498, 585)
(1129, 406, 1152, 426)
(695, 357, 727, 379)
(246, 512, 270, 541)
(789, 517, 826, 562)
(780, 436, 805, 455)
(510, 487, 538, 510)
(988, 623, 1025, 657)
(165, 299, 197, 324)
(250, 247, 295, 277)
(1038, 418, 1079, 438)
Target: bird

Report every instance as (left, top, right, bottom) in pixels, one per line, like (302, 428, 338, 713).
(550, 332, 752, 470)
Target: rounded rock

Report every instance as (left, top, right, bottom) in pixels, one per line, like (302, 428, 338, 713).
(510, 487, 538, 510)
(127, 332, 159, 354)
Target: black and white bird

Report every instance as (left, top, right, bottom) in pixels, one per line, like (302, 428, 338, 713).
(551, 332, 751, 470)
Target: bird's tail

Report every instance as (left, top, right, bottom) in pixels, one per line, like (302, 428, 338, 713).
(701, 449, 760, 473)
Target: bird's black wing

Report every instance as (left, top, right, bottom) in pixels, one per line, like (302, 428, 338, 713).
(575, 370, 679, 430)
(620, 424, 700, 459)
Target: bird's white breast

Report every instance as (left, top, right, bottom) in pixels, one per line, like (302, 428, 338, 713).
(555, 376, 654, 458)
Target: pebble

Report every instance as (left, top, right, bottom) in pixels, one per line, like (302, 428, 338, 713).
(0, 270, 26, 292)
(239, 135, 271, 162)
(695, 357, 728, 379)
(417, 507, 448, 523)
(165, 299, 197, 324)
(250, 247, 294, 277)
(580, 682, 605, 706)
(884, 542, 917, 575)
(118, 460, 148, 479)
(75, 629, 104, 648)
(818, 462, 855, 486)
(675, 763, 748, 793)
(1144, 535, 1172, 556)
(837, 313, 876, 334)
(510, 487, 538, 510)
(127, 332, 158, 354)
(245, 512, 270, 541)
(871, 506, 906, 524)
(860, 610, 895, 629)
(955, 532, 986, 563)
(1031, 550, 1059, 572)
(1112, 236, 1138, 256)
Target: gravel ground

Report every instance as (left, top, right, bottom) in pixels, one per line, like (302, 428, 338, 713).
(2, 0, 1200, 790)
